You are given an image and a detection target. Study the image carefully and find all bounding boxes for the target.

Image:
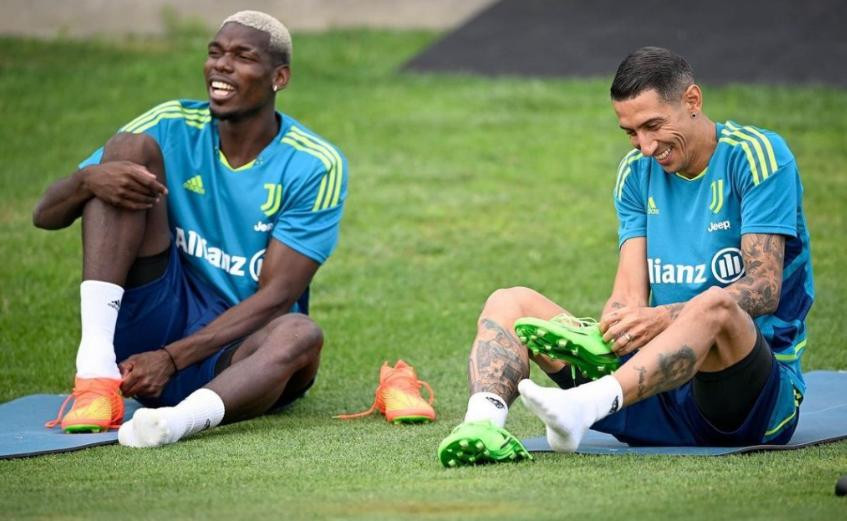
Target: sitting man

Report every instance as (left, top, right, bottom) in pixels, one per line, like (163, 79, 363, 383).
(34, 10, 347, 448)
(438, 46, 813, 466)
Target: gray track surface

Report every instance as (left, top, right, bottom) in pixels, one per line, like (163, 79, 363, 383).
(405, 0, 847, 87)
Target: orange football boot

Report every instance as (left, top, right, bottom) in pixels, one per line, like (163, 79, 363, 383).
(336, 360, 436, 424)
(45, 377, 124, 433)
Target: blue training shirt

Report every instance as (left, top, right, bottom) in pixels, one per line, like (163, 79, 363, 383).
(613, 121, 814, 394)
(80, 100, 348, 308)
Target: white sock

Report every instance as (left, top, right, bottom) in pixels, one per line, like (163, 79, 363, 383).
(75, 280, 123, 379)
(118, 388, 225, 448)
(518, 375, 623, 452)
(464, 392, 509, 428)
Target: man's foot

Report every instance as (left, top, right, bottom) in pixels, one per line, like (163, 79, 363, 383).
(45, 377, 124, 433)
(119, 388, 225, 448)
(118, 408, 180, 448)
(336, 360, 436, 424)
(518, 379, 594, 452)
(437, 420, 533, 467)
(514, 315, 620, 380)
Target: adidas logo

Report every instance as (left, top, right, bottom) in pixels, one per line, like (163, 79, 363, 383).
(107, 299, 121, 312)
(183, 175, 205, 195)
(647, 196, 660, 215)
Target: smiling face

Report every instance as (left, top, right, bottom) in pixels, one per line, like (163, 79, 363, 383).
(613, 86, 707, 175)
(204, 22, 289, 121)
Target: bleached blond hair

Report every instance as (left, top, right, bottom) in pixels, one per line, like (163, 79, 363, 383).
(221, 10, 292, 65)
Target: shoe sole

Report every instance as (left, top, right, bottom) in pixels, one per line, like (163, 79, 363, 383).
(63, 424, 107, 433)
(438, 434, 532, 467)
(391, 416, 433, 424)
(386, 407, 435, 425)
(514, 317, 620, 380)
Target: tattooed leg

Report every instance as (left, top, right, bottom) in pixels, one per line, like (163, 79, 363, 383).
(519, 286, 760, 452)
(469, 319, 529, 403)
(615, 286, 758, 407)
(467, 287, 567, 404)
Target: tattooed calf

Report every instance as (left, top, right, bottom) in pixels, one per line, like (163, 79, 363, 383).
(468, 319, 529, 401)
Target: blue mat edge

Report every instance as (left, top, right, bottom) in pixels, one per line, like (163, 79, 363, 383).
(522, 369, 847, 456)
(3, 371, 845, 460)
(0, 394, 141, 461)
(521, 433, 847, 457)
(0, 439, 119, 460)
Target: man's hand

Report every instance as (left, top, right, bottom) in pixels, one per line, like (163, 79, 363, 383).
(599, 306, 672, 356)
(82, 161, 167, 210)
(119, 349, 176, 398)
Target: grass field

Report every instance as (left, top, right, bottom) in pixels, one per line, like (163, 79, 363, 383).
(1, 28, 846, 520)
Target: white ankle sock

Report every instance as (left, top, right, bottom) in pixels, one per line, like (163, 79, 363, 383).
(464, 392, 509, 428)
(118, 388, 225, 448)
(75, 280, 123, 379)
(518, 375, 623, 452)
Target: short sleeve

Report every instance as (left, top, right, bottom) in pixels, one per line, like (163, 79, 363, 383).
(733, 131, 799, 237)
(79, 147, 104, 169)
(614, 153, 646, 248)
(78, 100, 182, 169)
(272, 153, 348, 264)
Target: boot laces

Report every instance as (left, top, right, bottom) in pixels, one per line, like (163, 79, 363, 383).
(44, 379, 122, 429)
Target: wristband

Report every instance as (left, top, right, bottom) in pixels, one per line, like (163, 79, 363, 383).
(162, 347, 178, 372)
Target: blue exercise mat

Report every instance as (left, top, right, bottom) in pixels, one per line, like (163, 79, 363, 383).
(0, 395, 141, 459)
(522, 370, 847, 456)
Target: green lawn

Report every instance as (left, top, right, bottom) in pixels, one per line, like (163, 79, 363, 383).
(1, 29, 846, 520)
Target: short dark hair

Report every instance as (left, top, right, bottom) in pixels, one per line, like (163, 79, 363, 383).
(610, 47, 694, 102)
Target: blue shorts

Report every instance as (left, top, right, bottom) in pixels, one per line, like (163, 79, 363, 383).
(588, 353, 801, 447)
(114, 244, 233, 407)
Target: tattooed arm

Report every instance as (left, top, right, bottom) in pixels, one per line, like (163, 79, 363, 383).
(468, 318, 530, 403)
(723, 233, 785, 317)
(616, 234, 785, 404)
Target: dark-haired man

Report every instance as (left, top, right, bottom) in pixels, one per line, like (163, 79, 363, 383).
(437, 47, 812, 466)
(34, 11, 347, 447)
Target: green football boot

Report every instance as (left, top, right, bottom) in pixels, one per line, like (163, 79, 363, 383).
(514, 315, 620, 381)
(437, 420, 533, 468)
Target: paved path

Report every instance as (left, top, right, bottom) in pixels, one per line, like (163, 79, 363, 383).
(0, 0, 496, 38)
(406, 0, 847, 87)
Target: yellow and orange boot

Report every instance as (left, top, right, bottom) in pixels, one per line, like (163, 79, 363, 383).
(45, 377, 124, 433)
(336, 360, 436, 424)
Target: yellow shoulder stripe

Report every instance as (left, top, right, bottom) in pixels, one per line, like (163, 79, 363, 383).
(281, 126, 344, 211)
(280, 134, 335, 211)
(721, 122, 778, 185)
(729, 122, 778, 172)
(719, 137, 761, 185)
(120, 101, 182, 131)
(615, 150, 642, 200)
(289, 127, 344, 210)
(721, 128, 769, 182)
(121, 102, 211, 134)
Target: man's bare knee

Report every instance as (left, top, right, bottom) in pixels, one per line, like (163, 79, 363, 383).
(262, 314, 324, 365)
(102, 133, 163, 174)
(483, 286, 537, 315)
(688, 288, 758, 371)
(691, 287, 739, 328)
